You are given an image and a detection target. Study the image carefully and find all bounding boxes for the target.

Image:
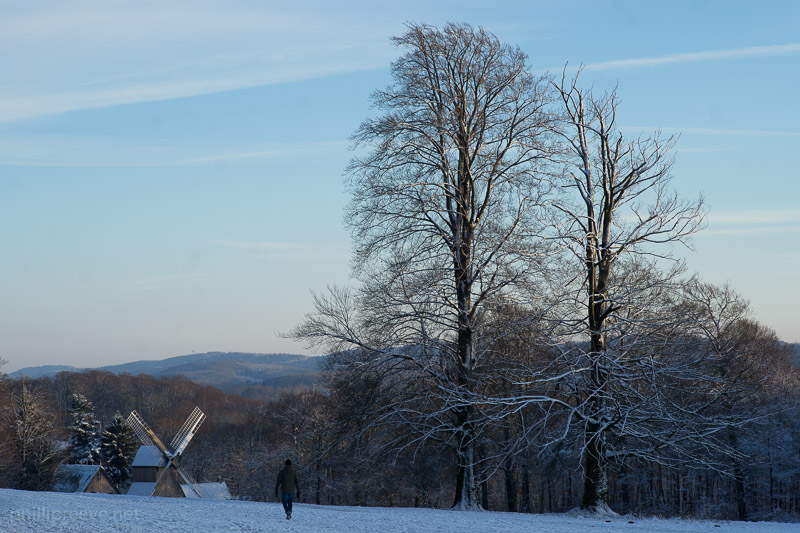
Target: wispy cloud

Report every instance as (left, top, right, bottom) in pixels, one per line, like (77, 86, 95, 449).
(0, 135, 347, 168)
(214, 241, 312, 250)
(674, 148, 737, 154)
(175, 142, 349, 166)
(623, 126, 800, 137)
(574, 43, 800, 72)
(709, 208, 800, 226)
(0, 3, 395, 122)
(697, 208, 800, 237)
(115, 273, 203, 294)
(213, 240, 350, 262)
(699, 225, 800, 237)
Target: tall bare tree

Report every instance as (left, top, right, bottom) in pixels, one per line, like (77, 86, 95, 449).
(9, 383, 58, 490)
(293, 22, 552, 509)
(547, 71, 706, 512)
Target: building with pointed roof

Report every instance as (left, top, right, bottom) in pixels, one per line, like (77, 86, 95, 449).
(52, 464, 119, 494)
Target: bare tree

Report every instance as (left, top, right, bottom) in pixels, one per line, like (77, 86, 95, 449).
(8, 382, 59, 490)
(293, 22, 552, 509)
(678, 277, 792, 520)
(544, 71, 706, 512)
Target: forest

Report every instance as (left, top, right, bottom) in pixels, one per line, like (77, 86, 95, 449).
(2, 21, 799, 523)
(0, 347, 798, 522)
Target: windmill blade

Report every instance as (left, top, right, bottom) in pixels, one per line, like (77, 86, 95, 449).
(170, 406, 206, 456)
(176, 464, 209, 498)
(128, 410, 172, 457)
(127, 411, 155, 447)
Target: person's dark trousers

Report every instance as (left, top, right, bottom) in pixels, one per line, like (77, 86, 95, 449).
(281, 492, 294, 515)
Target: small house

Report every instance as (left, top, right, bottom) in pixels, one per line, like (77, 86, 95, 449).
(52, 464, 119, 495)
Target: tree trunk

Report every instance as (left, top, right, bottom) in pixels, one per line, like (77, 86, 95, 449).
(504, 462, 518, 512)
(580, 201, 611, 510)
(452, 437, 479, 509)
(520, 455, 531, 513)
(729, 433, 747, 520)
(581, 420, 609, 511)
(451, 331, 480, 510)
(733, 460, 747, 520)
(451, 185, 480, 510)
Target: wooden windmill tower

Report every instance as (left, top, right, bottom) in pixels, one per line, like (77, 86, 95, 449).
(127, 407, 207, 498)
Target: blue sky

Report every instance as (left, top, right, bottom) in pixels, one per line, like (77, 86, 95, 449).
(1, 1, 798, 372)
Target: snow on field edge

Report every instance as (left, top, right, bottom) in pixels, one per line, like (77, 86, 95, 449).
(1, 488, 798, 533)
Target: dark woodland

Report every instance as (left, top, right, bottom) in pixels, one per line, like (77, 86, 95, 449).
(1, 337, 798, 522)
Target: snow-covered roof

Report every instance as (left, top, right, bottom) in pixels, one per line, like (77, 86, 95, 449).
(132, 445, 167, 468)
(127, 482, 156, 496)
(181, 482, 232, 500)
(52, 464, 102, 493)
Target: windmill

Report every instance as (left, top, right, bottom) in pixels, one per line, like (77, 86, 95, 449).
(127, 407, 207, 498)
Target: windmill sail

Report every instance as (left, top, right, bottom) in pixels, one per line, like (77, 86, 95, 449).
(128, 410, 171, 457)
(171, 406, 206, 456)
(176, 465, 209, 498)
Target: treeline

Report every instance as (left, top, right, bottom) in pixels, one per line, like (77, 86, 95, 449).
(1, 350, 799, 521)
(0, 371, 279, 497)
(306, 324, 800, 521)
(0, 370, 449, 504)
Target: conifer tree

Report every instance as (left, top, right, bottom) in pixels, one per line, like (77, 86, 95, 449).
(100, 411, 137, 489)
(68, 393, 101, 464)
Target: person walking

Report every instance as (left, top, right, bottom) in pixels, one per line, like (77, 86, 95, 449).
(275, 459, 300, 520)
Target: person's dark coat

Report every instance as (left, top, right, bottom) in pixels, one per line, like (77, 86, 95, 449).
(275, 463, 300, 497)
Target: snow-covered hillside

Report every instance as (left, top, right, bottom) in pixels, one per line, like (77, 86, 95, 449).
(1, 489, 797, 533)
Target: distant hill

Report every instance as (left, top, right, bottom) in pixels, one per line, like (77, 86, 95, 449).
(9, 352, 323, 399)
(11, 343, 796, 395)
(7, 364, 82, 379)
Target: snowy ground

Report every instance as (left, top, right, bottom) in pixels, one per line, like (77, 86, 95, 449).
(1, 489, 799, 533)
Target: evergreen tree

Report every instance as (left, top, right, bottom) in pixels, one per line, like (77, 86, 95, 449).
(68, 393, 100, 464)
(100, 411, 137, 489)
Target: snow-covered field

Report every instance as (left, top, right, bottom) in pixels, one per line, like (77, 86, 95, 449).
(1, 489, 798, 533)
